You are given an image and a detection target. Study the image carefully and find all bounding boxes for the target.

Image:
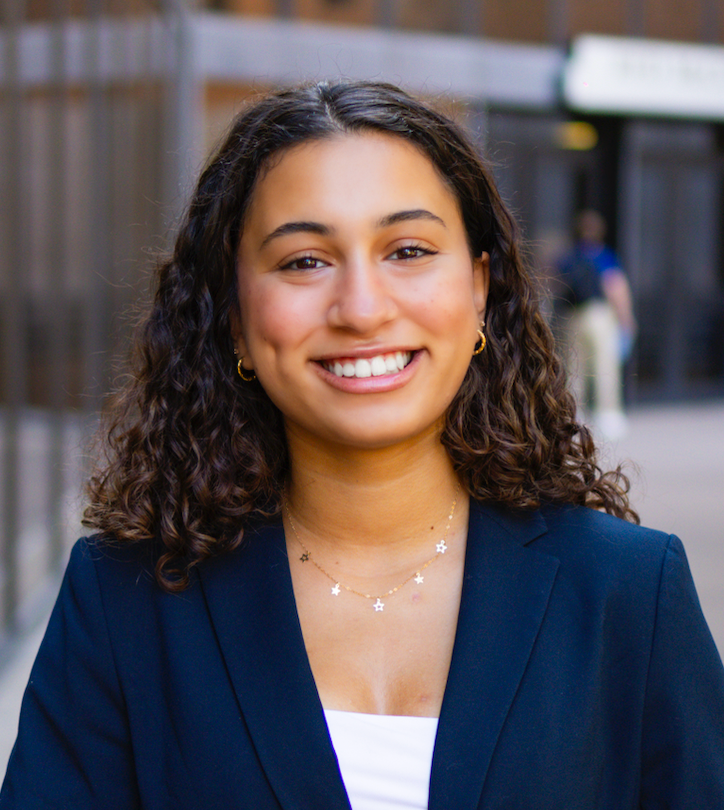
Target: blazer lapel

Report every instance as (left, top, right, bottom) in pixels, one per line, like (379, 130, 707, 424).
(198, 520, 351, 810)
(429, 500, 559, 810)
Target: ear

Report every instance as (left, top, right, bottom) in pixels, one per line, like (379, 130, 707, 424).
(473, 251, 490, 321)
(229, 306, 250, 362)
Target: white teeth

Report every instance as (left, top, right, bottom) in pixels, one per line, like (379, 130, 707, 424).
(324, 352, 412, 379)
(355, 359, 372, 378)
(370, 357, 387, 376)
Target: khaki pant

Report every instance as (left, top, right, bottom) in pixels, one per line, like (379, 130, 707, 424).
(562, 299, 623, 420)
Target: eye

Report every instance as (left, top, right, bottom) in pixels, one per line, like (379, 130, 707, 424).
(389, 244, 438, 261)
(279, 254, 329, 272)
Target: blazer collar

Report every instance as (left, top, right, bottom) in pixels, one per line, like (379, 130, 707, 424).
(199, 499, 559, 810)
(429, 500, 559, 809)
(198, 520, 352, 810)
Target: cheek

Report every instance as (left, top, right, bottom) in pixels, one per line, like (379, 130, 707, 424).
(238, 285, 271, 355)
(240, 284, 309, 356)
(416, 273, 479, 335)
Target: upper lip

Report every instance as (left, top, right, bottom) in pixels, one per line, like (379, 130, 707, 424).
(313, 347, 418, 362)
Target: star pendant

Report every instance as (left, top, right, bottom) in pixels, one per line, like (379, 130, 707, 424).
(414, 573, 424, 584)
(300, 552, 310, 562)
(436, 540, 448, 554)
(373, 598, 385, 612)
(331, 583, 341, 596)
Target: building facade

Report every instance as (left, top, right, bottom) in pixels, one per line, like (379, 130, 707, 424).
(5, 0, 723, 409)
(1, 0, 723, 648)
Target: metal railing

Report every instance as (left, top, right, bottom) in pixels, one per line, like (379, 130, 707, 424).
(0, 1, 181, 660)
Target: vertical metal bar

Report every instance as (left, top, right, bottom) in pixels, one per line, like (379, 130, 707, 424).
(457, 0, 481, 36)
(83, 0, 112, 415)
(110, 4, 143, 392)
(626, 0, 646, 36)
(162, 0, 204, 227)
(107, 4, 122, 396)
(137, 14, 164, 263)
(665, 166, 687, 397)
(377, 0, 396, 29)
(548, 0, 569, 47)
(276, 0, 293, 19)
(47, 0, 71, 571)
(701, 0, 719, 44)
(1, 0, 28, 634)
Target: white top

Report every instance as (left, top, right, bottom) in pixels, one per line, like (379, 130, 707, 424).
(324, 709, 439, 810)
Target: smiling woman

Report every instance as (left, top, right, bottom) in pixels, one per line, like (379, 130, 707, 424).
(233, 133, 486, 450)
(2, 81, 723, 810)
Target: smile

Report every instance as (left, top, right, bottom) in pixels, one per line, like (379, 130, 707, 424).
(321, 352, 413, 379)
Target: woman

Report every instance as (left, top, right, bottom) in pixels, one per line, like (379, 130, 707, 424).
(2, 81, 723, 809)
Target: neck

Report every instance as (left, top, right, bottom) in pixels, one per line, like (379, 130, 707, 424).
(284, 423, 464, 558)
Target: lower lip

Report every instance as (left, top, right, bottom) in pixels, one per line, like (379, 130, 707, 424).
(313, 351, 422, 393)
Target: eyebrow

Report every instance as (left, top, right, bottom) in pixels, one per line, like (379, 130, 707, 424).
(376, 209, 446, 229)
(259, 221, 331, 249)
(258, 209, 446, 250)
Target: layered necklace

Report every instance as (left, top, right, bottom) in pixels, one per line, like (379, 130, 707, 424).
(284, 487, 460, 612)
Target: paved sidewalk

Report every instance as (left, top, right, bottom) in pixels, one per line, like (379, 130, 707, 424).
(603, 399, 724, 655)
(1, 399, 723, 777)
(0, 621, 48, 773)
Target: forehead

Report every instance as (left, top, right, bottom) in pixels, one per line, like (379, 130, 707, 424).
(242, 132, 462, 234)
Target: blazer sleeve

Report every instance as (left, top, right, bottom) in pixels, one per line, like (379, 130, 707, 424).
(640, 534, 724, 807)
(0, 540, 139, 809)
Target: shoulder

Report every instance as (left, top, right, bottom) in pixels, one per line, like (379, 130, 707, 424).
(471, 501, 718, 667)
(536, 502, 675, 577)
(538, 501, 666, 546)
(473, 500, 677, 596)
(58, 537, 203, 648)
(534, 504, 698, 631)
(61, 522, 283, 625)
(66, 517, 284, 600)
(476, 499, 671, 556)
(64, 535, 159, 597)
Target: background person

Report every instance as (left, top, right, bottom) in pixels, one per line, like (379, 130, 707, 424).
(2, 82, 723, 809)
(556, 209, 636, 441)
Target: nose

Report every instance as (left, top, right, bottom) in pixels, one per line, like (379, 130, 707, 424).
(327, 258, 399, 334)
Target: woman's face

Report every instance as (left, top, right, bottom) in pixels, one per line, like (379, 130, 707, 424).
(234, 132, 488, 451)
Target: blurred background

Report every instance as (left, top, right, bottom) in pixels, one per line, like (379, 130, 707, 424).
(1, 0, 723, 768)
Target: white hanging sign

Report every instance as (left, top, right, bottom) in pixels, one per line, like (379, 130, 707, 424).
(563, 35, 724, 120)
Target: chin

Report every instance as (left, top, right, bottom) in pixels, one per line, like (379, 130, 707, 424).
(323, 418, 446, 452)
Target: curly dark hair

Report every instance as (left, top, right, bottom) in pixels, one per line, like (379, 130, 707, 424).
(83, 80, 637, 591)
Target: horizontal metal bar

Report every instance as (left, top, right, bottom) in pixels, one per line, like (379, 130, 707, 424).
(0, 16, 174, 87)
(0, 13, 565, 109)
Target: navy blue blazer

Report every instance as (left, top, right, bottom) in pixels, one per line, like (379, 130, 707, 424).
(2, 500, 724, 808)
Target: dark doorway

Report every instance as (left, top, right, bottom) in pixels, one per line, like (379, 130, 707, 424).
(619, 121, 724, 401)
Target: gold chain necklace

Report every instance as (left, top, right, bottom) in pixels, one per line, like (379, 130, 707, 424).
(283, 488, 459, 613)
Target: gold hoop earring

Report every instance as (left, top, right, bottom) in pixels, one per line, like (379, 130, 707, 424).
(472, 328, 486, 356)
(237, 358, 256, 382)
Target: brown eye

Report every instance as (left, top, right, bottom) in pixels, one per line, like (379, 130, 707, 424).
(281, 255, 328, 271)
(390, 245, 437, 260)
